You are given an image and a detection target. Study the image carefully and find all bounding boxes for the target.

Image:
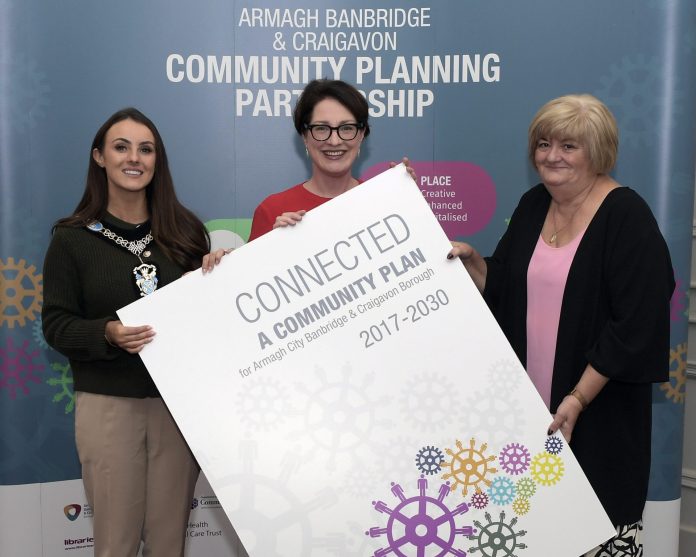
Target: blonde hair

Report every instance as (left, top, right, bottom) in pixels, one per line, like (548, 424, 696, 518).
(528, 94, 619, 174)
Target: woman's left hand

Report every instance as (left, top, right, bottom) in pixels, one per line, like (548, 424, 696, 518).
(390, 156, 418, 183)
(201, 248, 233, 274)
(547, 394, 584, 442)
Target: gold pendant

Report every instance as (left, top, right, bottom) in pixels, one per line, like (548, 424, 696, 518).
(549, 233, 557, 243)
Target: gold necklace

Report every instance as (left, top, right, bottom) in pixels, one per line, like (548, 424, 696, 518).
(548, 178, 597, 244)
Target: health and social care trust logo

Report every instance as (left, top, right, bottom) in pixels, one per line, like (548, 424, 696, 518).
(64, 504, 81, 521)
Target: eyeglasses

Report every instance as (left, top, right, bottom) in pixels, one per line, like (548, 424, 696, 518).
(304, 122, 364, 141)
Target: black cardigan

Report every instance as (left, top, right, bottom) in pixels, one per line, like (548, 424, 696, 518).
(483, 184, 674, 525)
(42, 215, 185, 398)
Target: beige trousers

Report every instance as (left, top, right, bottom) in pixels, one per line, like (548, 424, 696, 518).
(75, 392, 199, 557)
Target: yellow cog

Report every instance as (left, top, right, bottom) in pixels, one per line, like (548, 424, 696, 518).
(1, 257, 43, 328)
(512, 497, 531, 516)
(442, 437, 497, 497)
(530, 452, 564, 487)
(660, 342, 686, 404)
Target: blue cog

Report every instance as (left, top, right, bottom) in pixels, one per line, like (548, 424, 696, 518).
(415, 445, 445, 475)
(487, 476, 516, 506)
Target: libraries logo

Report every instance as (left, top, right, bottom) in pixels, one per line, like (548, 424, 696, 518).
(64, 537, 94, 549)
(64, 504, 82, 521)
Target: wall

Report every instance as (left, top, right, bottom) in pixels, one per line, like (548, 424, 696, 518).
(681, 185, 696, 556)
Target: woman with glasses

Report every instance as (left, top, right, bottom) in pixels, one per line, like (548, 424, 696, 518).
(248, 79, 412, 240)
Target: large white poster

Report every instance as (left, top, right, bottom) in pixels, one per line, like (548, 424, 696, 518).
(119, 166, 614, 557)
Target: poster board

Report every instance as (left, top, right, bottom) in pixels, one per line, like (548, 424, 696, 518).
(119, 165, 615, 556)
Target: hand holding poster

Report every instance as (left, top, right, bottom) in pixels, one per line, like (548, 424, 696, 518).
(118, 165, 614, 556)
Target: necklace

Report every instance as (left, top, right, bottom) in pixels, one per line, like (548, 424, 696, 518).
(548, 178, 597, 244)
(87, 221, 158, 297)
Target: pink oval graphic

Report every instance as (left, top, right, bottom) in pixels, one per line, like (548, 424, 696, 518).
(361, 161, 497, 237)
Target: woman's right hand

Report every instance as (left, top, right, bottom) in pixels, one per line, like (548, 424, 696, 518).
(547, 395, 583, 443)
(105, 320, 155, 354)
(273, 210, 307, 230)
(447, 241, 487, 293)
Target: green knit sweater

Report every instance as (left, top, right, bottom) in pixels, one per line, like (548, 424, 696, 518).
(42, 215, 186, 397)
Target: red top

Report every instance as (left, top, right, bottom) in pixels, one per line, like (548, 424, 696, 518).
(248, 183, 336, 241)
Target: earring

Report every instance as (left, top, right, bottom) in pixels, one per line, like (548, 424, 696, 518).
(305, 147, 309, 158)
(358, 148, 361, 157)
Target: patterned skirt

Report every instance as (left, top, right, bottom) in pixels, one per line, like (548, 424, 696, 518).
(583, 522, 642, 557)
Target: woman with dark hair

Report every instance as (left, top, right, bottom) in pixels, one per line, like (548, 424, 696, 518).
(248, 78, 413, 239)
(42, 107, 224, 556)
(450, 94, 674, 556)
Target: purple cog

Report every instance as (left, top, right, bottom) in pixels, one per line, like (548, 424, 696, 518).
(499, 442, 531, 475)
(0, 337, 44, 399)
(367, 475, 476, 557)
(470, 490, 489, 510)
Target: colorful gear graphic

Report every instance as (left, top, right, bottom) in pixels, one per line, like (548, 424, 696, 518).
(511, 498, 530, 517)
(468, 510, 527, 557)
(415, 445, 446, 475)
(530, 452, 564, 487)
(544, 436, 564, 455)
(442, 438, 497, 497)
(1, 257, 43, 328)
(0, 336, 44, 399)
(515, 478, 536, 499)
(499, 443, 531, 475)
(660, 342, 686, 404)
(47, 361, 75, 414)
(470, 490, 489, 510)
(487, 476, 516, 506)
(367, 475, 475, 557)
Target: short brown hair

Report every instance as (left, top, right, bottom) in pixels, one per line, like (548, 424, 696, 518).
(528, 94, 618, 174)
(293, 79, 370, 138)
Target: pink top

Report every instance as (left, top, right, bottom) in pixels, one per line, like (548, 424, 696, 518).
(526, 231, 585, 408)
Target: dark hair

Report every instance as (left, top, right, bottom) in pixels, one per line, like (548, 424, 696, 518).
(293, 79, 371, 138)
(54, 107, 209, 271)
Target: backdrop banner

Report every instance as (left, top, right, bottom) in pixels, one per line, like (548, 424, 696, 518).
(1, 1, 694, 556)
(119, 166, 615, 556)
